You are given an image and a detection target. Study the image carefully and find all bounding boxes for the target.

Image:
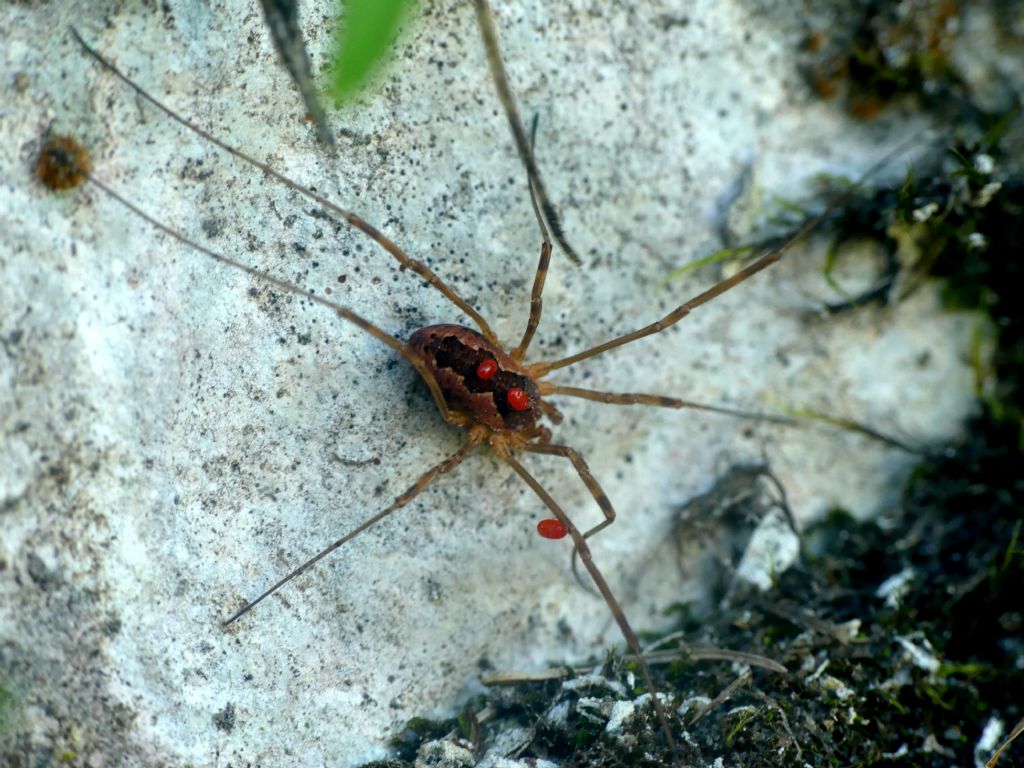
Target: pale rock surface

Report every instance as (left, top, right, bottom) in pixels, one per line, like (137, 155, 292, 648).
(0, 0, 987, 765)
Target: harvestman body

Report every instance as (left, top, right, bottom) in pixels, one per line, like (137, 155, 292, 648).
(65, 2, 825, 757)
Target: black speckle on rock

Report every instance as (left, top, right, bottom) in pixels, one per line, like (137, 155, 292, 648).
(103, 615, 123, 637)
(212, 702, 236, 732)
(25, 552, 56, 590)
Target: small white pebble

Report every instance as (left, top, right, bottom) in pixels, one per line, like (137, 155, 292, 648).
(972, 181, 1002, 208)
(604, 699, 637, 735)
(882, 743, 909, 759)
(415, 739, 475, 768)
(546, 700, 570, 725)
(819, 675, 855, 701)
(678, 695, 711, 718)
(913, 202, 939, 222)
(734, 507, 800, 591)
(805, 658, 830, 683)
(974, 715, 1005, 768)
(897, 635, 941, 673)
(923, 732, 955, 757)
(876, 567, 915, 608)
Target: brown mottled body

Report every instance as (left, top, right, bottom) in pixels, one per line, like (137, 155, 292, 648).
(408, 324, 541, 432)
(37, 135, 91, 191)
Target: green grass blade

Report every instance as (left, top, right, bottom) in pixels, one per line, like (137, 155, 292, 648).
(328, 0, 417, 103)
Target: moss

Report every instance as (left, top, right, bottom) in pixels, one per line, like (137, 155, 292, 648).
(802, 0, 963, 120)
(387, 716, 459, 762)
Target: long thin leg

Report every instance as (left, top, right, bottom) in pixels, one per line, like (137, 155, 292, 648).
(523, 443, 615, 543)
(71, 28, 498, 346)
(522, 441, 615, 598)
(538, 400, 564, 425)
(471, 0, 582, 267)
(529, 213, 827, 376)
(542, 135, 922, 374)
(512, 197, 552, 360)
(501, 453, 678, 757)
(512, 117, 553, 361)
(224, 437, 480, 626)
(86, 175, 469, 430)
(549, 384, 916, 451)
(540, 384, 796, 425)
(257, 0, 334, 148)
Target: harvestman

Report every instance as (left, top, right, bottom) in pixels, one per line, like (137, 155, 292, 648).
(66, 2, 825, 755)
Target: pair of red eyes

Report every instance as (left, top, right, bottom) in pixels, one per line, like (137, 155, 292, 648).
(476, 359, 529, 412)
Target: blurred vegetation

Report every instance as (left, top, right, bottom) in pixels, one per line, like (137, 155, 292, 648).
(327, 0, 418, 104)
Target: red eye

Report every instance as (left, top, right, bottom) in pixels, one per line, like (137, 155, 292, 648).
(476, 359, 498, 380)
(506, 387, 529, 411)
(537, 519, 567, 539)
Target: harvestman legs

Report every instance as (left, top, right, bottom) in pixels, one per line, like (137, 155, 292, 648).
(501, 453, 677, 751)
(223, 437, 481, 625)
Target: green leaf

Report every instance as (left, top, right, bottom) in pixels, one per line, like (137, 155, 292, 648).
(329, 0, 417, 103)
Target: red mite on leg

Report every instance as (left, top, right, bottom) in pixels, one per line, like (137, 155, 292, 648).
(537, 519, 568, 539)
(475, 358, 498, 381)
(68, 1, 830, 759)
